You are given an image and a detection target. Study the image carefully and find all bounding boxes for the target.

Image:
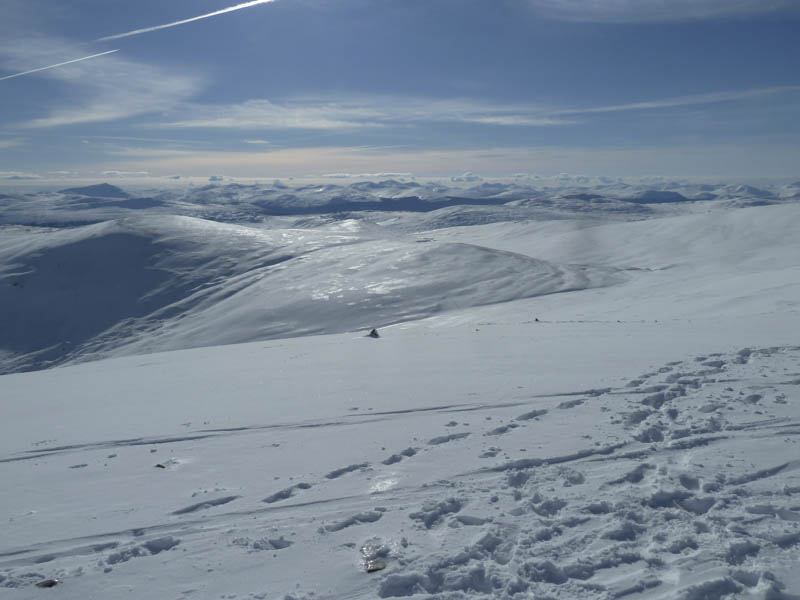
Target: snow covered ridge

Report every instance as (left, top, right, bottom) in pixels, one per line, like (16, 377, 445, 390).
(0, 213, 621, 374)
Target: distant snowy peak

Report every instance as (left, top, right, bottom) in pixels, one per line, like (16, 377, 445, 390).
(716, 184, 774, 199)
(779, 181, 800, 199)
(623, 190, 692, 204)
(58, 183, 130, 199)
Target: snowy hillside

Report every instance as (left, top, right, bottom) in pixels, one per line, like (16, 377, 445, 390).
(1, 178, 799, 599)
(0, 214, 619, 373)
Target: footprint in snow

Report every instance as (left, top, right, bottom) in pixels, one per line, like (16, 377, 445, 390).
(515, 409, 547, 421)
(557, 399, 584, 409)
(232, 536, 294, 551)
(428, 432, 470, 445)
(325, 463, 370, 479)
(486, 424, 519, 436)
(324, 511, 384, 532)
(381, 447, 417, 465)
(409, 498, 463, 528)
(263, 482, 312, 504)
(172, 495, 240, 515)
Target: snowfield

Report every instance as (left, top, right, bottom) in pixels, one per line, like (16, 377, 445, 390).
(1, 178, 799, 599)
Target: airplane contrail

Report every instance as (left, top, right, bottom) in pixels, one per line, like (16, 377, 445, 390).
(0, 49, 120, 82)
(98, 0, 278, 42)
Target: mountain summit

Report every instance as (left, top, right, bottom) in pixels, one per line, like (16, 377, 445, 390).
(58, 183, 130, 199)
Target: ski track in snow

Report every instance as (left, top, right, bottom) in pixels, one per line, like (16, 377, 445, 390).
(1, 345, 799, 598)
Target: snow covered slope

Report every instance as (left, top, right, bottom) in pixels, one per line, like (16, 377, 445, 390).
(1, 310, 799, 599)
(430, 203, 800, 320)
(1, 180, 799, 599)
(0, 215, 618, 373)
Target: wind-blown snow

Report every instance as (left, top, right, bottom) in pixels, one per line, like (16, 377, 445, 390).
(1, 177, 799, 599)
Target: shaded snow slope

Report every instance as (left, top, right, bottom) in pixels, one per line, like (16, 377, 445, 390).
(0, 216, 290, 372)
(0, 215, 617, 373)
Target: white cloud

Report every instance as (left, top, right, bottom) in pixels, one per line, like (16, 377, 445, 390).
(162, 99, 386, 130)
(106, 147, 203, 158)
(451, 172, 484, 183)
(0, 37, 202, 128)
(0, 170, 40, 180)
(243, 139, 271, 145)
(465, 115, 567, 126)
(101, 141, 800, 179)
(321, 172, 413, 179)
(208, 85, 759, 138)
(102, 170, 150, 177)
(155, 85, 798, 133)
(83, 135, 207, 145)
(526, 0, 800, 22)
(556, 86, 800, 115)
(159, 97, 572, 130)
(0, 138, 24, 149)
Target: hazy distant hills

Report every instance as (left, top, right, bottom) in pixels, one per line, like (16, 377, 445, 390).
(0, 178, 792, 228)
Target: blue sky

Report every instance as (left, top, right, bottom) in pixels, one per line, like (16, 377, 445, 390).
(1, 0, 799, 180)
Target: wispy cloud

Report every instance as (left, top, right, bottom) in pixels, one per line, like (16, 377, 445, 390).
(321, 172, 414, 179)
(526, 0, 800, 22)
(104, 141, 800, 179)
(0, 49, 119, 82)
(556, 86, 800, 115)
(98, 0, 278, 41)
(0, 138, 24, 149)
(102, 170, 150, 177)
(465, 115, 566, 126)
(105, 147, 203, 158)
(82, 134, 207, 145)
(159, 97, 572, 130)
(0, 170, 40, 180)
(0, 37, 202, 128)
(163, 99, 385, 130)
(155, 86, 798, 133)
